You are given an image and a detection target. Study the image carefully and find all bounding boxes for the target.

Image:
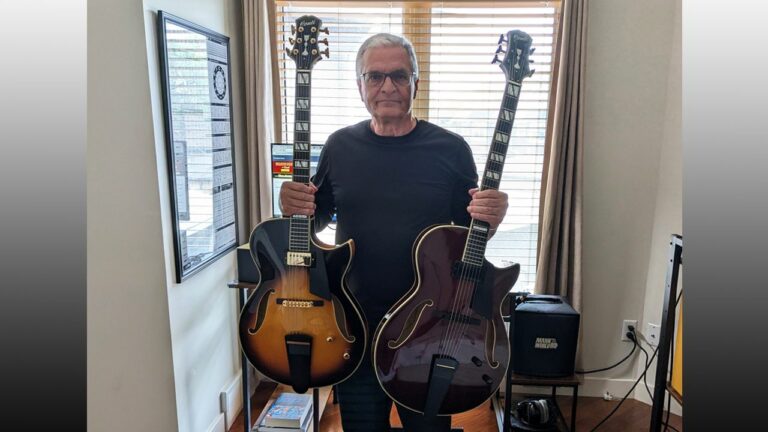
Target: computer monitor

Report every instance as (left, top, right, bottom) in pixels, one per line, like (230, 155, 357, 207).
(270, 143, 325, 218)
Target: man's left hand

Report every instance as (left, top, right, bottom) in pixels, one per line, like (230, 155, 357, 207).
(467, 188, 508, 231)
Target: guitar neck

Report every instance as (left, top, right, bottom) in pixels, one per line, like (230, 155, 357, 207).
(289, 69, 313, 252)
(462, 79, 522, 266)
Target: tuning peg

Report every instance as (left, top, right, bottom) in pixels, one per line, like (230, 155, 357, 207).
(291, 24, 296, 34)
(289, 37, 296, 45)
(529, 69, 536, 77)
(528, 58, 535, 63)
(319, 38, 329, 46)
(319, 27, 329, 35)
(529, 47, 536, 55)
(491, 55, 499, 64)
(497, 34, 505, 45)
(322, 48, 330, 58)
(495, 46, 505, 54)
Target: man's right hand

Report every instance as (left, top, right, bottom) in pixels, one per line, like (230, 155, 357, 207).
(279, 181, 317, 216)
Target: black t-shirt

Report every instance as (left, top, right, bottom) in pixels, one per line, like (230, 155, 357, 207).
(311, 119, 478, 324)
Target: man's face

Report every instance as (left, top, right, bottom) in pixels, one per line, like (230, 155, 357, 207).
(358, 46, 419, 122)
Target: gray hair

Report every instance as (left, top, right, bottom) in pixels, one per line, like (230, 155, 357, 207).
(355, 33, 419, 79)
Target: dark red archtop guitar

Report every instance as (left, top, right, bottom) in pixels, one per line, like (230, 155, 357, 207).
(238, 16, 367, 394)
(372, 30, 534, 416)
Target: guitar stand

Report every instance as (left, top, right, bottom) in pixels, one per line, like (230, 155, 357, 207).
(228, 280, 321, 432)
(424, 356, 459, 417)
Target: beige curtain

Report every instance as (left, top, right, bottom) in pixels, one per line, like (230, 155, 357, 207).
(243, 0, 281, 228)
(534, 0, 587, 313)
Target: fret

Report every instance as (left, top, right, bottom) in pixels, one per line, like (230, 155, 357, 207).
(297, 70, 310, 84)
(289, 65, 315, 251)
(295, 110, 310, 122)
(494, 132, 509, 144)
(506, 81, 521, 97)
(484, 170, 501, 181)
(489, 152, 505, 164)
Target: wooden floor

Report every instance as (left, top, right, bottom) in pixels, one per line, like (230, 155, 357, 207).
(229, 382, 682, 432)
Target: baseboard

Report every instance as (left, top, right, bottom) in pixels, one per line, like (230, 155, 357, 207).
(221, 366, 260, 430)
(633, 384, 683, 416)
(501, 376, 636, 398)
(503, 376, 682, 416)
(205, 413, 226, 432)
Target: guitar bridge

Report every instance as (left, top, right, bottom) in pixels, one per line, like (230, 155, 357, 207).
(277, 298, 324, 308)
(286, 251, 313, 267)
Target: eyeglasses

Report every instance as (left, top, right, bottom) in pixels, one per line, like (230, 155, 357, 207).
(359, 71, 415, 88)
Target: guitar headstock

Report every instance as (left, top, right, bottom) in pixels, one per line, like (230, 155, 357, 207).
(286, 15, 329, 70)
(492, 30, 534, 83)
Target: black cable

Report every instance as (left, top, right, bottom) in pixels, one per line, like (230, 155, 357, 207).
(637, 340, 653, 400)
(576, 336, 637, 374)
(636, 334, 679, 432)
(589, 341, 658, 431)
(586, 289, 685, 431)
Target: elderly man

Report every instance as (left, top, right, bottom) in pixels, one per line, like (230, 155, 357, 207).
(279, 33, 508, 431)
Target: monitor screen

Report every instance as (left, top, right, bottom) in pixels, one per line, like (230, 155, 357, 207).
(271, 143, 325, 218)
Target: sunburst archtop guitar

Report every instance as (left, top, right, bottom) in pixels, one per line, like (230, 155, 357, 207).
(238, 16, 367, 394)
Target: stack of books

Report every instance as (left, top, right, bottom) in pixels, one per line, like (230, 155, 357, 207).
(255, 390, 313, 431)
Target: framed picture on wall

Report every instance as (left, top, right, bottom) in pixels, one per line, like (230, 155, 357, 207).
(157, 11, 239, 282)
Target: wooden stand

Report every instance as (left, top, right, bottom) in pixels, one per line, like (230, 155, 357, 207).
(228, 280, 322, 432)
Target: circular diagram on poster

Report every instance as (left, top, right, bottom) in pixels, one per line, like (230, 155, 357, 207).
(213, 65, 226, 100)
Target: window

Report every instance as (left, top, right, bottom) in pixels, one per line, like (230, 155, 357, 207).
(274, 1, 560, 292)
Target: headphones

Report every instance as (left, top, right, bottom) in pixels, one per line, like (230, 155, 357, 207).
(515, 398, 555, 428)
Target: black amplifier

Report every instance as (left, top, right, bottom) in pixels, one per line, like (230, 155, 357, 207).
(510, 295, 580, 377)
(236, 243, 260, 283)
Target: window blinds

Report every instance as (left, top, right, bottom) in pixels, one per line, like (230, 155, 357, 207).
(274, 1, 560, 291)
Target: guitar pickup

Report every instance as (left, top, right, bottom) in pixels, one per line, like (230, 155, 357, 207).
(286, 251, 313, 267)
(436, 310, 481, 326)
(451, 261, 484, 282)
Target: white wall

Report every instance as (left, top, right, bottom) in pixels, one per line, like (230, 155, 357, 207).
(89, 1, 250, 431)
(579, 0, 680, 396)
(88, 0, 179, 430)
(142, 1, 249, 431)
(633, 0, 682, 414)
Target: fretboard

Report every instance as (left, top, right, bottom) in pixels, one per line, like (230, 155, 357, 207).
(289, 69, 313, 252)
(461, 79, 522, 266)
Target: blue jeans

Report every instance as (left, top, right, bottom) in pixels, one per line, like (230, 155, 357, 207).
(336, 353, 452, 432)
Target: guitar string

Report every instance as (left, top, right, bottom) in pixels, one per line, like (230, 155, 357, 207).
(441, 207, 488, 357)
(443, 220, 482, 359)
(447, 79, 519, 361)
(447, 228, 484, 360)
(437, 225, 466, 357)
(444, 248, 473, 359)
(441, 244, 472, 358)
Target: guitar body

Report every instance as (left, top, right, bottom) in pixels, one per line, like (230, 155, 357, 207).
(373, 29, 534, 415)
(372, 225, 520, 414)
(238, 218, 367, 391)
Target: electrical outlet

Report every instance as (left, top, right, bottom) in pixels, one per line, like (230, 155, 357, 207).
(647, 322, 660, 346)
(621, 319, 637, 341)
